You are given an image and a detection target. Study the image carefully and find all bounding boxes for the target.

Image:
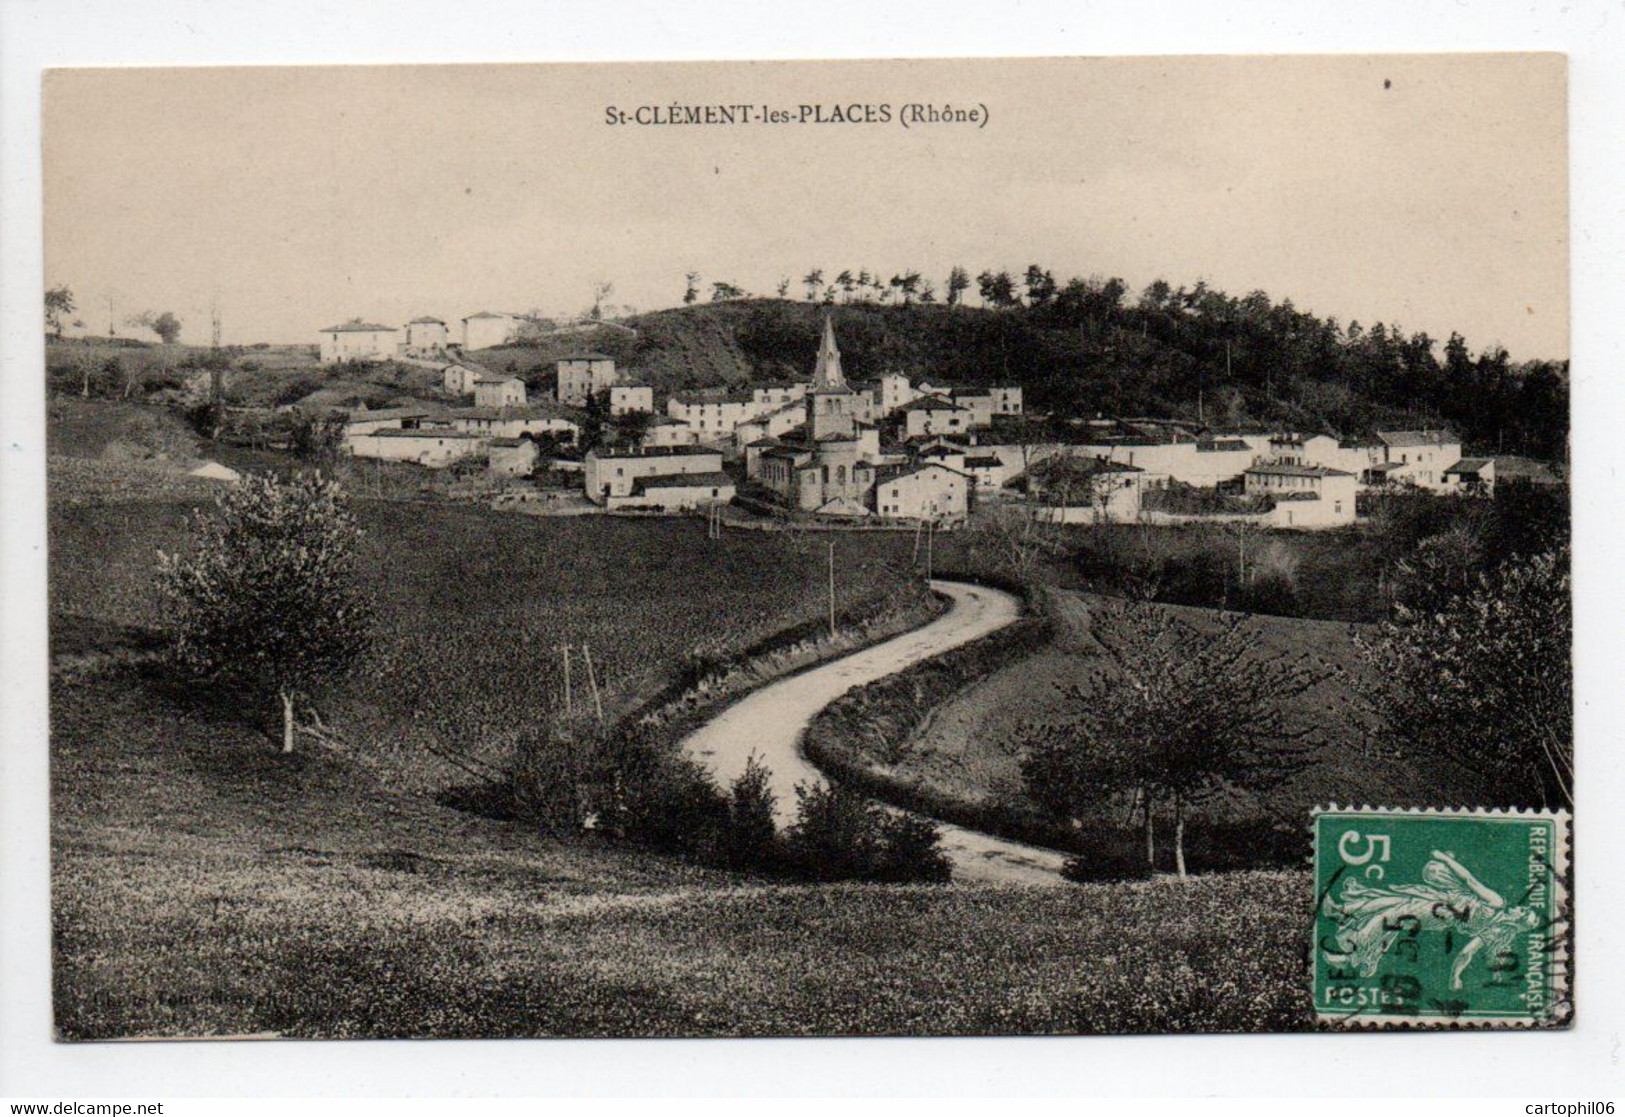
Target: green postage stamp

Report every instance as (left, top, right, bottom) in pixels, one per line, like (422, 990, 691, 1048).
(1313, 806, 1571, 1027)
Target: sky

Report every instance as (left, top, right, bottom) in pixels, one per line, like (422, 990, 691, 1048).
(42, 54, 1568, 358)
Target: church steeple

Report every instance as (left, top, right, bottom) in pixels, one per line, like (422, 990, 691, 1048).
(811, 313, 845, 390)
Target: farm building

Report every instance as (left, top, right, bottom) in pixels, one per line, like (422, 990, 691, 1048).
(472, 375, 527, 409)
(900, 395, 973, 440)
(347, 428, 487, 468)
(752, 382, 809, 410)
(873, 462, 970, 521)
(962, 452, 1007, 492)
(404, 317, 449, 356)
(582, 447, 725, 504)
(611, 471, 737, 512)
(339, 405, 434, 439)
(442, 363, 486, 395)
(732, 402, 806, 448)
(441, 406, 578, 443)
(461, 312, 527, 351)
(319, 320, 398, 364)
(1442, 455, 1564, 494)
(873, 372, 1021, 422)
(1021, 455, 1148, 523)
(487, 438, 539, 478)
(642, 419, 704, 448)
(1182, 438, 1259, 487)
(1243, 463, 1357, 527)
(1375, 429, 1461, 491)
(557, 353, 620, 406)
(667, 390, 757, 439)
(609, 384, 655, 416)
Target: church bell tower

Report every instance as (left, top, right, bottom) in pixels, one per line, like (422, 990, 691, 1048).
(809, 314, 856, 441)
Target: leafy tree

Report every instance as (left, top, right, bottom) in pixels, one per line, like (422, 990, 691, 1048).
(835, 270, 856, 302)
(1023, 602, 1329, 875)
(775, 277, 791, 298)
(1359, 548, 1571, 808)
(721, 756, 781, 872)
(129, 309, 182, 344)
(683, 271, 700, 305)
(710, 281, 745, 301)
(802, 269, 823, 301)
(579, 388, 611, 450)
(289, 408, 346, 458)
(783, 781, 949, 882)
(157, 473, 373, 754)
(945, 266, 970, 306)
(45, 285, 75, 338)
(610, 407, 653, 447)
(976, 269, 1017, 309)
(1023, 265, 1057, 307)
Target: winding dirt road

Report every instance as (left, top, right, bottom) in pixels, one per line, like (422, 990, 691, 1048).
(680, 580, 1070, 886)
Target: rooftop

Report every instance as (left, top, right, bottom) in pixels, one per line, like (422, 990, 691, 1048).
(371, 429, 484, 440)
(1377, 429, 1459, 448)
(321, 319, 397, 333)
(899, 396, 968, 413)
(633, 471, 735, 492)
(341, 406, 434, 422)
(450, 406, 576, 422)
(587, 446, 722, 462)
(408, 316, 446, 325)
(1246, 463, 1353, 478)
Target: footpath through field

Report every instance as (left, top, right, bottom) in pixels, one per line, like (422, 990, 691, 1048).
(680, 579, 1070, 886)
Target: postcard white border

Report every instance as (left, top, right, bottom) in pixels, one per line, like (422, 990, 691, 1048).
(3, 0, 1622, 1099)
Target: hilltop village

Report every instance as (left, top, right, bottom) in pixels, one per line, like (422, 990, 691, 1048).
(315, 310, 1556, 529)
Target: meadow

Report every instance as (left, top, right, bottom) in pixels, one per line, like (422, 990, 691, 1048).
(53, 677, 1313, 1039)
(807, 588, 1490, 874)
(46, 397, 1332, 1039)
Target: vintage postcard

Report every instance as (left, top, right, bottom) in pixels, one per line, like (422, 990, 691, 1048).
(42, 55, 1570, 1040)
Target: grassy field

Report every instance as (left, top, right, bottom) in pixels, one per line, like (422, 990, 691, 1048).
(48, 398, 1331, 1040)
(877, 590, 1488, 832)
(50, 488, 928, 794)
(53, 676, 1313, 1039)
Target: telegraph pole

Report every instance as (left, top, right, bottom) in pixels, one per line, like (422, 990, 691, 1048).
(559, 645, 573, 717)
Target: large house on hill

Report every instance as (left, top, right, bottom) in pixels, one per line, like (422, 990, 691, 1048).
(404, 317, 449, 356)
(557, 353, 621, 406)
(319, 320, 398, 364)
(461, 311, 533, 351)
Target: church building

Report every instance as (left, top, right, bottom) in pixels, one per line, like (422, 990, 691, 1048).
(751, 315, 882, 515)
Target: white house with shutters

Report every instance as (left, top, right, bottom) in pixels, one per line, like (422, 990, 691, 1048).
(319, 320, 398, 364)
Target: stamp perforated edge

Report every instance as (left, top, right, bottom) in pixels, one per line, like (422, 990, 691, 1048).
(1309, 803, 1572, 1030)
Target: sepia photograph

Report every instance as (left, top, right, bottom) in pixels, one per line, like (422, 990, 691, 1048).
(36, 53, 1572, 1044)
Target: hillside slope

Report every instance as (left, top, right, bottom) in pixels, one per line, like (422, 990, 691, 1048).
(521, 294, 1566, 458)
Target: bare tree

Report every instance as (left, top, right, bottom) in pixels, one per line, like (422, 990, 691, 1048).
(1024, 601, 1331, 875)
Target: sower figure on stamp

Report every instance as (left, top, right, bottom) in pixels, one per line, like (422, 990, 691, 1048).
(1327, 850, 1541, 990)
